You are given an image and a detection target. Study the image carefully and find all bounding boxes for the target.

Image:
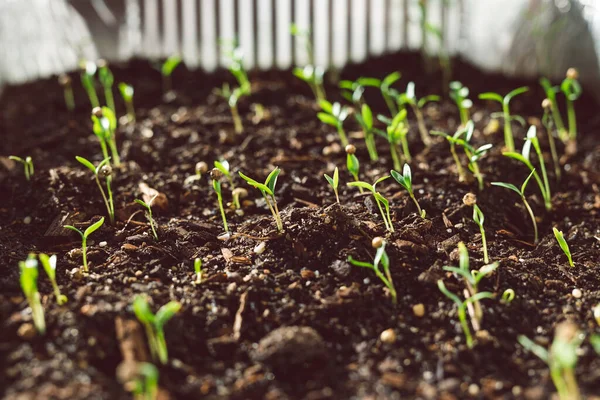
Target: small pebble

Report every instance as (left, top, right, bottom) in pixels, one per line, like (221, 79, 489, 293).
(99, 241, 107, 247)
(380, 328, 397, 344)
(254, 242, 266, 254)
(23, 216, 31, 224)
(300, 269, 315, 279)
(413, 303, 425, 318)
(135, 270, 143, 277)
(17, 323, 36, 340)
(468, 384, 480, 396)
(572, 288, 582, 298)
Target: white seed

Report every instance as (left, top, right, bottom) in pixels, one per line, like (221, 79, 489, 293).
(99, 241, 107, 247)
(380, 328, 396, 344)
(572, 288, 582, 298)
(254, 242, 266, 254)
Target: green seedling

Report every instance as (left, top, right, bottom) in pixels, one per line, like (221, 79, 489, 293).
(92, 106, 120, 166)
(232, 188, 248, 212)
(518, 321, 583, 400)
(355, 72, 402, 116)
(76, 156, 115, 224)
(348, 237, 397, 304)
(135, 195, 159, 241)
(118, 83, 136, 123)
(239, 167, 283, 232)
(455, 121, 493, 190)
(161, 55, 182, 94)
(210, 168, 229, 234)
(8, 156, 34, 181)
(291, 24, 325, 102)
(503, 125, 551, 211)
(324, 167, 340, 204)
(97, 59, 115, 114)
(431, 126, 469, 183)
(449, 81, 473, 126)
(397, 81, 440, 146)
(58, 74, 75, 112)
(502, 288, 515, 304)
(492, 169, 538, 243)
(222, 46, 251, 133)
(348, 176, 394, 232)
(39, 254, 67, 305)
(19, 254, 45, 334)
(553, 227, 574, 267)
(80, 60, 100, 108)
(214, 160, 236, 190)
(345, 145, 362, 193)
(540, 77, 568, 141)
(132, 362, 159, 400)
(472, 205, 489, 263)
(193, 258, 203, 285)
(542, 99, 561, 181)
(442, 242, 498, 331)
(478, 86, 529, 151)
(317, 100, 350, 146)
(561, 68, 582, 141)
(339, 79, 366, 106)
(355, 103, 378, 161)
(133, 295, 181, 365)
(377, 109, 411, 169)
(64, 217, 105, 273)
(390, 163, 425, 218)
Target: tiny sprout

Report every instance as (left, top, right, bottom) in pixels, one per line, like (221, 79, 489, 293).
(348, 176, 394, 232)
(324, 167, 340, 204)
(39, 254, 67, 305)
(91, 106, 120, 166)
(97, 59, 115, 114)
(518, 321, 583, 400)
(239, 167, 283, 232)
(348, 237, 397, 304)
(540, 77, 568, 141)
(214, 160, 236, 190)
(80, 60, 100, 108)
(345, 144, 362, 193)
(492, 169, 538, 244)
(561, 68, 582, 142)
(355, 103, 378, 161)
(318, 100, 350, 146)
(376, 109, 411, 169)
(118, 83, 136, 123)
(397, 81, 440, 146)
(76, 156, 115, 224)
(472, 205, 489, 264)
(194, 258, 203, 285)
(431, 126, 468, 183)
(449, 81, 473, 126)
(8, 156, 34, 181)
(479, 86, 529, 151)
(390, 163, 425, 218)
(64, 217, 105, 273)
(58, 74, 75, 111)
(161, 55, 182, 94)
(133, 295, 181, 364)
(454, 121, 492, 190)
(502, 288, 515, 304)
(293, 65, 325, 102)
(542, 98, 562, 181)
(184, 161, 208, 186)
(135, 195, 159, 241)
(211, 168, 229, 234)
(219, 46, 251, 133)
(19, 254, 45, 334)
(132, 362, 159, 400)
(553, 227, 574, 267)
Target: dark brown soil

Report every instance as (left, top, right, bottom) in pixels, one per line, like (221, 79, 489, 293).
(1, 52, 599, 400)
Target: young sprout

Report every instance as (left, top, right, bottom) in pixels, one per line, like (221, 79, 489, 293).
(449, 81, 473, 126)
(161, 55, 182, 94)
(348, 176, 394, 232)
(377, 109, 411, 169)
(518, 321, 583, 400)
(80, 60, 100, 108)
(132, 362, 159, 400)
(478, 86, 529, 151)
(472, 204, 489, 264)
(290, 24, 325, 102)
(455, 121, 493, 190)
(76, 156, 115, 224)
(214, 160, 236, 190)
(431, 126, 468, 183)
(39, 254, 67, 305)
(92, 106, 120, 166)
(184, 161, 208, 186)
(135, 195, 159, 241)
(238, 167, 283, 232)
(223, 46, 252, 133)
(492, 170, 538, 244)
(193, 258, 203, 285)
(561, 68, 582, 142)
(355, 72, 402, 116)
(503, 125, 551, 211)
(97, 59, 115, 114)
(502, 288, 515, 304)
(118, 83, 136, 123)
(58, 74, 75, 112)
(64, 217, 105, 273)
(132, 295, 181, 365)
(210, 168, 229, 234)
(324, 166, 340, 204)
(19, 254, 45, 334)
(348, 237, 397, 304)
(390, 163, 425, 218)
(317, 100, 350, 146)
(542, 98, 561, 181)
(553, 227, 574, 267)
(232, 188, 248, 212)
(345, 145, 363, 193)
(8, 156, 34, 181)
(540, 77, 568, 141)
(397, 81, 440, 146)
(355, 103, 378, 161)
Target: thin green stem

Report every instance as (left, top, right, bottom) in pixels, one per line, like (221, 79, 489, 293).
(534, 147, 551, 210)
(567, 99, 577, 141)
(410, 194, 424, 219)
(522, 196, 538, 244)
(231, 105, 243, 134)
(81, 236, 88, 272)
(545, 124, 561, 181)
(390, 144, 401, 171)
(479, 224, 489, 264)
(450, 143, 466, 182)
(458, 306, 474, 348)
(64, 86, 75, 112)
(503, 104, 515, 151)
(549, 99, 567, 141)
(216, 190, 229, 233)
(95, 176, 114, 224)
(108, 139, 121, 167)
(413, 105, 431, 146)
(125, 100, 136, 123)
(400, 136, 411, 163)
(148, 211, 158, 240)
(365, 132, 379, 161)
(336, 126, 349, 147)
(99, 139, 110, 162)
(104, 87, 115, 115)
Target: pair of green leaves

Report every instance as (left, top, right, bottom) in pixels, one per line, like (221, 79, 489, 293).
(442, 242, 498, 291)
(324, 167, 339, 192)
(348, 241, 396, 304)
(398, 81, 441, 109)
(449, 81, 473, 110)
(390, 163, 412, 195)
(377, 109, 409, 144)
(161, 55, 182, 77)
(64, 217, 105, 242)
(238, 167, 280, 197)
(553, 227, 574, 267)
(317, 100, 349, 128)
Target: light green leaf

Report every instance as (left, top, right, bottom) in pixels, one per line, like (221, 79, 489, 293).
(84, 217, 105, 238)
